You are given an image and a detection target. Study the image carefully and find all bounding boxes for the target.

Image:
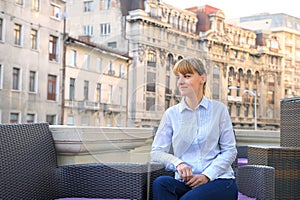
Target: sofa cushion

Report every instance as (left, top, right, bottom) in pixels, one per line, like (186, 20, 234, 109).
(56, 198, 129, 200)
(238, 192, 256, 200)
(238, 158, 248, 166)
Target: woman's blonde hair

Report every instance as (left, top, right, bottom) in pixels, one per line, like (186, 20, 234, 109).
(173, 58, 207, 95)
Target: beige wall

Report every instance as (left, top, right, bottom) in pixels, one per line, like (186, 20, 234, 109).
(64, 40, 130, 126)
(0, 0, 65, 124)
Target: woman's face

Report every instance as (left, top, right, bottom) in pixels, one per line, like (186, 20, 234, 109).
(176, 69, 206, 98)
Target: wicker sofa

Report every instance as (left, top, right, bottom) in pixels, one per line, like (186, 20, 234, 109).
(0, 122, 275, 200)
(0, 123, 148, 199)
(248, 97, 300, 200)
(149, 163, 275, 200)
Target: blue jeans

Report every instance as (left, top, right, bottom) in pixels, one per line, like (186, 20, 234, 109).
(152, 176, 238, 200)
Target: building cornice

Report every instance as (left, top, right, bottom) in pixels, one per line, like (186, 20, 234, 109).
(66, 36, 132, 61)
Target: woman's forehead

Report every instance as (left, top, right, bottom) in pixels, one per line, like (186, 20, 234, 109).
(174, 65, 195, 74)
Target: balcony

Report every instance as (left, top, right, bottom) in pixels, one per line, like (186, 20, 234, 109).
(228, 95, 242, 102)
(65, 100, 100, 111)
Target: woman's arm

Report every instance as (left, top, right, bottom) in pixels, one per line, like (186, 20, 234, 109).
(150, 111, 183, 171)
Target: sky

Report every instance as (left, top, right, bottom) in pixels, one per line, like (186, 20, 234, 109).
(163, 0, 300, 19)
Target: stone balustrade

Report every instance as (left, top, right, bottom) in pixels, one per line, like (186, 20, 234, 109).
(50, 126, 280, 166)
(50, 125, 154, 165)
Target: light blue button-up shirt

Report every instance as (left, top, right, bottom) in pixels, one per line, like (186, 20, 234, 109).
(151, 96, 237, 181)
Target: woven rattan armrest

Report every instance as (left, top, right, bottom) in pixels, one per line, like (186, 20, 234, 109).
(58, 162, 148, 199)
(236, 165, 275, 200)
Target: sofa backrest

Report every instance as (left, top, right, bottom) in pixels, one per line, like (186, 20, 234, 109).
(0, 122, 59, 199)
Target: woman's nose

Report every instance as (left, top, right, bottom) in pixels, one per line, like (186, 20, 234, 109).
(177, 77, 184, 84)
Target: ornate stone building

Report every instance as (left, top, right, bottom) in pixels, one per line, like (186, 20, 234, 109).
(0, 0, 66, 124)
(64, 0, 300, 129)
(128, 0, 283, 129)
(2, 0, 299, 130)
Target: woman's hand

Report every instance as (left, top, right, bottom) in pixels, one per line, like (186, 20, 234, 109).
(185, 174, 210, 188)
(176, 162, 193, 182)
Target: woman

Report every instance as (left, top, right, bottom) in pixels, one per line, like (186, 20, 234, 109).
(151, 58, 238, 200)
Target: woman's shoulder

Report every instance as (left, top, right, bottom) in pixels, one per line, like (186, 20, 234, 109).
(165, 103, 180, 113)
(209, 99, 227, 109)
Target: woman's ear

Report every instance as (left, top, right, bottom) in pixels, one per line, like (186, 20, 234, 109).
(201, 74, 207, 84)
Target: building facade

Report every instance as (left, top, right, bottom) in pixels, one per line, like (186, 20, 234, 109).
(1, 0, 300, 129)
(0, 0, 130, 126)
(63, 37, 130, 126)
(66, 0, 283, 129)
(0, 0, 66, 124)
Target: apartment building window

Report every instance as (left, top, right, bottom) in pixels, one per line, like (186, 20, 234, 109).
(81, 116, 89, 126)
(106, 117, 112, 126)
(16, 0, 24, 5)
(10, 113, 20, 123)
(12, 67, 21, 90)
(83, 54, 90, 69)
(213, 65, 220, 79)
(107, 41, 117, 48)
(146, 72, 156, 92)
(0, 64, 2, 89)
(119, 64, 124, 77)
(46, 114, 56, 125)
(166, 54, 173, 71)
(84, 80, 89, 100)
(50, 3, 61, 19)
(26, 113, 35, 123)
(69, 50, 77, 66)
(119, 87, 123, 105)
(228, 105, 232, 115)
(83, 25, 93, 36)
(96, 83, 101, 103)
(270, 38, 279, 50)
(236, 104, 241, 117)
(96, 58, 102, 73)
(32, 0, 40, 11)
(29, 71, 37, 92)
(165, 75, 171, 94)
(147, 51, 156, 67)
(267, 91, 275, 104)
(108, 60, 114, 75)
(100, 0, 110, 10)
(14, 23, 22, 46)
(146, 97, 155, 111)
(47, 75, 57, 100)
(244, 106, 249, 117)
(165, 99, 170, 110)
(109, 85, 113, 103)
(30, 29, 38, 50)
(116, 116, 121, 127)
(100, 23, 110, 36)
(67, 115, 75, 125)
(84, 1, 94, 12)
(69, 78, 75, 100)
(212, 83, 219, 99)
(49, 35, 58, 61)
(0, 18, 3, 41)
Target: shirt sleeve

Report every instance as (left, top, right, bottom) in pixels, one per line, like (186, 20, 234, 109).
(201, 103, 237, 181)
(150, 110, 183, 171)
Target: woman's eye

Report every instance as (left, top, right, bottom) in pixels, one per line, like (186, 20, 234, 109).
(184, 74, 191, 78)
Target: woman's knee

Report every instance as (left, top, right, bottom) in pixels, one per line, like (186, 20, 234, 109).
(153, 176, 174, 189)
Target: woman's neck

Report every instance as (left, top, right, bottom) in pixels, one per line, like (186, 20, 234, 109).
(185, 94, 203, 110)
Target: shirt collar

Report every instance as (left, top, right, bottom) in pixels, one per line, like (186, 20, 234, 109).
(179, 96, 209, 113)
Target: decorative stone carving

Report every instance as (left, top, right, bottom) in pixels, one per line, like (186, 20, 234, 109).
(138, 44, 145, 63)
(159, 49, 167, 67)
